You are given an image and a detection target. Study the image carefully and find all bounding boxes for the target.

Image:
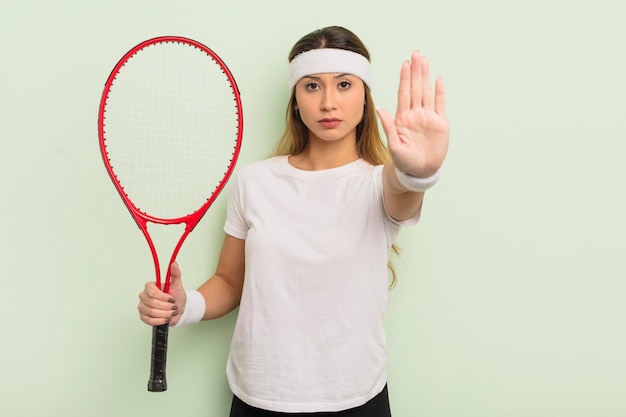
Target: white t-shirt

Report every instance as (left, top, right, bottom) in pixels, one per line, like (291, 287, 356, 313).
(223, 155, 419, 413)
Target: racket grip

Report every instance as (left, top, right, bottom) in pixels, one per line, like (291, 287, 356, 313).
(147, 324, 169, 392)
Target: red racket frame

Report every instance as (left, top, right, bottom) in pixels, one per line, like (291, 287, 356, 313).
(98, 36, 243, 294)
(97, 36, 243, 391)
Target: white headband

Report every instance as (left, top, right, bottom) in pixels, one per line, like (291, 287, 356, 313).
(288, 48, 372, 93)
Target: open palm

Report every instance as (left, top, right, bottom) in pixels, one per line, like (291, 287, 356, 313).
(377, 51, 449, 178)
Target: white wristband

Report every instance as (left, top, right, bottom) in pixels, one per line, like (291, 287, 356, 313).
(171, 290, 205, 328)
(395, 164, 444, 192)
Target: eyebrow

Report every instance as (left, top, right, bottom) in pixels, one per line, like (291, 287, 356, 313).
(303, 73, 354, 81)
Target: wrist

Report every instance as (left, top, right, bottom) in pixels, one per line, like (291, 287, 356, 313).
(395, 164, 444, 192)
(171, 290, 205, 328)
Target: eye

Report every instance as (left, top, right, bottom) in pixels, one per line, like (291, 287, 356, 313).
(305, 81, 320, 91)
(338, 80, 352, 90)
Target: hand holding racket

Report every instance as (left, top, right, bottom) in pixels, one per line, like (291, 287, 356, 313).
(138, 262, 186, 327)
(98, 36, 243, 392)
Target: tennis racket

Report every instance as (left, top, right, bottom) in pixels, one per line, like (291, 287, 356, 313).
(97, 36, 243, 392)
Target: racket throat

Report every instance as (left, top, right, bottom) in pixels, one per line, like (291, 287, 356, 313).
(143, 223, 188, 293)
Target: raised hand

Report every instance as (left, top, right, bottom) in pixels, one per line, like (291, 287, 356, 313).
(377, 50, 449, 178)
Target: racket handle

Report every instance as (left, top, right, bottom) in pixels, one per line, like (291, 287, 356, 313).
(147, 324, 169, 392)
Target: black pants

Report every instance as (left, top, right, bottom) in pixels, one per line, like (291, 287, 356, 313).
(229, 385, 391, 417)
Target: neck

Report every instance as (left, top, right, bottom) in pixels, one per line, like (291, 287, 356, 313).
(289, 137, 359, 171)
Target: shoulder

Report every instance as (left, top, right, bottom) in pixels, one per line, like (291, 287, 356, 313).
(348, 159, 383, 186)
(232, 156, 285, 185)
(237, 156, 286, 177)
(354, 159, 381, 175)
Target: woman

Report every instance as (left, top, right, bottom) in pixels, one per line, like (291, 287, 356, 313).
(138, 26, 449, 416)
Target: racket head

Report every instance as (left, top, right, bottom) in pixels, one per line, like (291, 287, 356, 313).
(98, 36, 243, 393)
(98, 36, 243, 227)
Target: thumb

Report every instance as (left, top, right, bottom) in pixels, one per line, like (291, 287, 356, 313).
(376, 107, 398, 145)
(169, 262, 185, 294)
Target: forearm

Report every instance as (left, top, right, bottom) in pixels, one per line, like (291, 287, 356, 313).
(196, 273, 243, 320)
(382, 161, 425, 221)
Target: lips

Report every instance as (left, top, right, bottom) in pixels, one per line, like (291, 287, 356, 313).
(318, 118, 341, 129)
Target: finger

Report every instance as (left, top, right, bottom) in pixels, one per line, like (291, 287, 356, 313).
(376, 107, 399, 146)
(138, 310, 175, 326)
(138, 292, 178, 322)
(420, 55, 434, 111)
(396, 60, 411, 114)
(410, 51, 424, 109)
(138, 288, 178, 310)
(138, 301, 178, 316)
(434, 76, 447, 119)
(144, 281, 175, 303)
(138, 302, 179, 320)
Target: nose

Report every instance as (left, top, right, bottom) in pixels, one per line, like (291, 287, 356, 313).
(320, 89, 337, 112)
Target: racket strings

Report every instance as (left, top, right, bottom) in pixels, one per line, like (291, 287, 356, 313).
(103, 42, 240, 219)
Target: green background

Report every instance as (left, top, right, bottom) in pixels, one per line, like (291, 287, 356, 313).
(1, 0, 625, 416)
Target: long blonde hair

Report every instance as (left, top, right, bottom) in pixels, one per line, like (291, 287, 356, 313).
(272, 26, 401, 288)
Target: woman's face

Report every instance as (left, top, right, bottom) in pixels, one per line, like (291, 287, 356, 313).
(294, 72, 365, 145)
